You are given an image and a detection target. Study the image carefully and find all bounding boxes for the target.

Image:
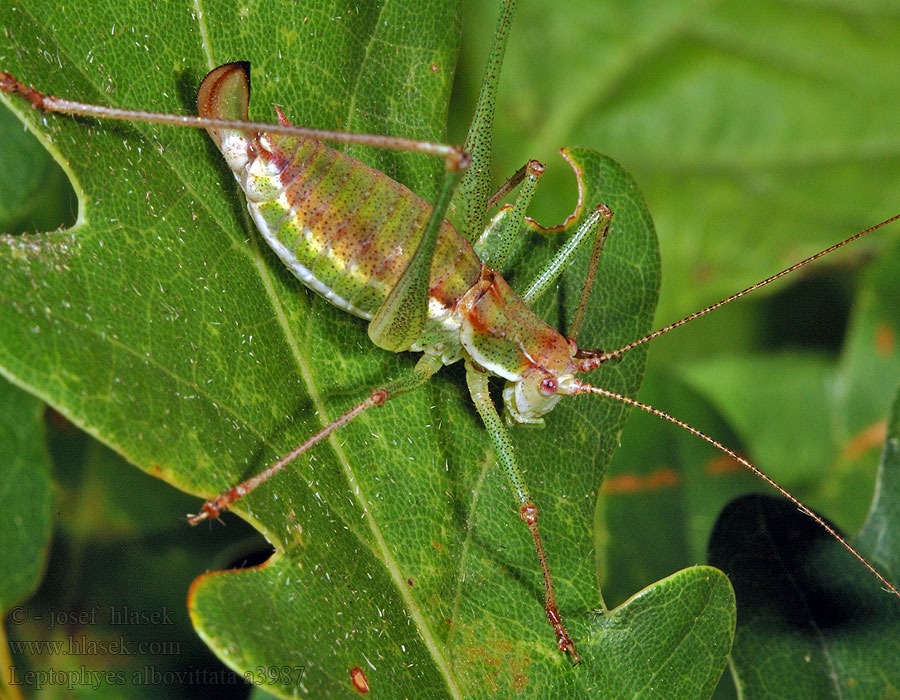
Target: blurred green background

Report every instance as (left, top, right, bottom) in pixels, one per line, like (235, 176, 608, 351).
(3, 0, 900, 698)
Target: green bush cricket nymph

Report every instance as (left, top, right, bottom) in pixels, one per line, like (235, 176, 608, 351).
(3, 3, 900, 670)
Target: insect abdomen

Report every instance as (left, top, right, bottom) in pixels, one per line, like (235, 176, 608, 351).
(197, 62, 482, 357)
(246, 134, 481, 323)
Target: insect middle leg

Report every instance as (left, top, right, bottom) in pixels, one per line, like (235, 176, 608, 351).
(458, 189, 618, 663)
(475, 158, 614, 328)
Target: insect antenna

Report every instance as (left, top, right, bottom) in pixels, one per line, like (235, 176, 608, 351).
(566, 379, 900, 600)
(574, 212, 900, 370)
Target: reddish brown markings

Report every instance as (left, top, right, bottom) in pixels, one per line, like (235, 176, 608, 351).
(431, 540, 442, 550)
(841, 420, 888, 462)
(282, 144, 339, 216)
(455, 634, 531, 692)
(705, 454, 744, 476)
(876, 322, 896, 357)
(460, 269, 497, 336)
(350, 666, 369, 694)
(603, 453, 772, 492)
(601, 466, 679, 494)
(278, 142, 320, 189)
(428, 282, 454, 309)
(518, 503, 538, 525)
(691, 262, 715, 286)
(307, 164, 357, 236)
(430, 62, 439, 72)
(259, 141, 293, 174)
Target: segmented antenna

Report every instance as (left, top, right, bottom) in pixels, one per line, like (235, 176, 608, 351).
(576, 212, 900, 371)
(572, 380, 900, 600)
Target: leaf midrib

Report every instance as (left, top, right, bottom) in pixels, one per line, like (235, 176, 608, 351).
(12, 2, 466, 693)
(194, 3, 466, 695)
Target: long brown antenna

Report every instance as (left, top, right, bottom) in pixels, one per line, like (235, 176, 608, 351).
(577, 213, 900, 369)
(572, 379, 900, 600)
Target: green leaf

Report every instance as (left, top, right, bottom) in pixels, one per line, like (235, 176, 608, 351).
(479, 0, 900, 322)
(709, 488, 900, 699)
(586, 567, 735, 700)
(6, 0, 897, 697)
(0, 1, 732, 698)
(0, 378, 51, 614)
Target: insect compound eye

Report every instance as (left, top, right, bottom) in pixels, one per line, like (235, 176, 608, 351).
(539, 376, 558, 396)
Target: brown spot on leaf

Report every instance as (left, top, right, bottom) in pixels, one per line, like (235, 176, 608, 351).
(876, 322, 896, 357)
(705, 454, 744, 476)
(45, 406, 73, 431)
(350, 666, 369, 693)
(601, 466, 679, 494)
(841, 420, 888, 462)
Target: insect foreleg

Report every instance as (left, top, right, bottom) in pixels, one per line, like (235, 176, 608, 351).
(188, 355, 442, 524)
(465, 363, 580, 663)
(475, 160, 545, 271)
(485, 159, 543, 211)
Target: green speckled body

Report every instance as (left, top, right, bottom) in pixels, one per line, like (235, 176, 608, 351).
(198, 62, 577, 395)
(187, 55, 598, 658)
(246, 135, 481, 361)
(241, 132, 484, 361)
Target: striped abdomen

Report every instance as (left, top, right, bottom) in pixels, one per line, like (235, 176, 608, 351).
(197, 63, 482, 360)
(241, 133, 482, 326)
